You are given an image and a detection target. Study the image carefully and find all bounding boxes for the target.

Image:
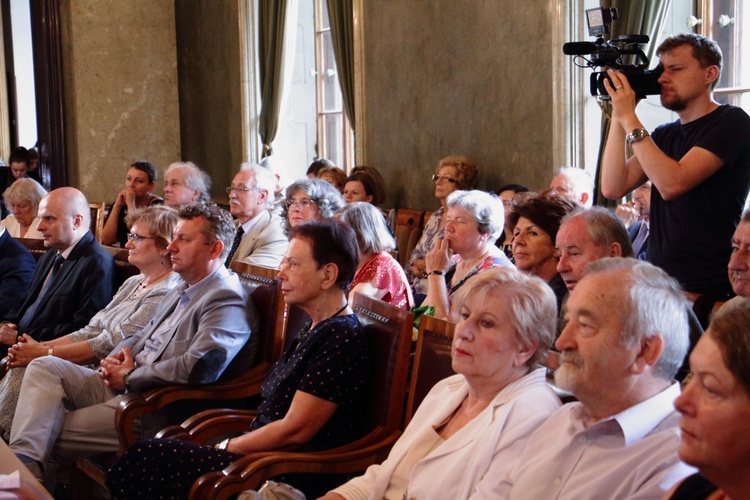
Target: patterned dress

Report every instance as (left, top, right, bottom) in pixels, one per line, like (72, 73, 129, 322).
(0, 273, 179, 438)
(406, 208, 445, 295)
(350, 252, 414, 309)
(106, 314, 372, 499)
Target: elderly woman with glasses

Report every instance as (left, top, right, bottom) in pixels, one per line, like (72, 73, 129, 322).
(280, 178, 345, 233)
(406, 156, 478, 301)
(0, 205, 180, 439)
(1, 178, 48, 239)
(421, 190, 512, 319)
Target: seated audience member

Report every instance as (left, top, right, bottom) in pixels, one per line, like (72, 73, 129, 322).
(280, 178, 344, 233)
(224, 163, 288, 268)
(721, 210, 750, 311)
(338, 202, 413, 309)
(616, 180, 652, 259)
(10, 202, 255, 486)
(0, 188, 114, 354)
(1, 177, 47, 239)
(549, 166, 594, 208)
(162, 161, 211, 208)
(509, 192, 577, 310)
(0, 206, 180, 439)
(306, 158, 334, 179)
(322, 267, 561, 499)
(406, 155, 478, 298)
(350, 165, 387, 208)
(422, 190, 511, 319)
(555, 207, 633, 294)
(27, 148, 39, 177)
(497, 258, 694, 498)
(101, 161, 163, 246)
(495, 183, 530, 261)
(343, 171, 380, 206)
(107, 219, 372, 498)
(318, 166, 348, 194)
(259, 155, 288, 208)
(7, 147, 36, 183)
(668, 302, 750, 500)
(0, 227, 35, 318)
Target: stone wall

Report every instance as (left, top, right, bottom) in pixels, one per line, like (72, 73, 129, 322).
(61, 0, 180, 203)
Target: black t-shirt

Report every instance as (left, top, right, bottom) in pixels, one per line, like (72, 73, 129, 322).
(649, 104, 750, 295)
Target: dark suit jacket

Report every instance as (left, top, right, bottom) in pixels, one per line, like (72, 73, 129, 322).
(629, 220, 650, 261)
(0, 230, 36, 317)
(3, 230, 115, 342)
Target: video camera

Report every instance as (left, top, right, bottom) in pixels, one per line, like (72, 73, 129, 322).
(563, 8, 662, 99)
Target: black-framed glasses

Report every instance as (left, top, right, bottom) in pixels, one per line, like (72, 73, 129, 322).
(126, 233, 155, 244)
(432, 174, 458, 184)
(286, 199, 317, 209)
(226, 186, 263, 194)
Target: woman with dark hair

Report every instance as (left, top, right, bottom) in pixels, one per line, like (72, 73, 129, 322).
(508, 192, 577, 310)
(102, 161, 164, 246)
(280, 178, 345, 232)
(306, 158, 335, 178)
(318, 166, 348, 194)
(668, 301, 750, 499)
(495, 183, 529, 261)
(343, 171, 380, 206)
(107, 219, 372, 499)
(0, 205, 179, 439)
(406, 155, 478, 299)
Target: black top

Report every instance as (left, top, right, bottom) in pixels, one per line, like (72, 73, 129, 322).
(113, 194, 164, 246)
(669, 473, 718, 500)
(256, 313, 372, 451)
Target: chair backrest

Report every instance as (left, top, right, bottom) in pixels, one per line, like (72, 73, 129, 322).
(230, 261, 287, 365)
(103, 245, 140, 289)
(405, 314, 455, 426)
(89, 202, 106, 242)
(16, 237, 47, 261)
(393, 208, 423, 268)
(352, 292, 413, 433)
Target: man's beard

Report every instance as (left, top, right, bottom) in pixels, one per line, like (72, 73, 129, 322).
(555, 350, 584, 392)
(661, 92, 688, 112)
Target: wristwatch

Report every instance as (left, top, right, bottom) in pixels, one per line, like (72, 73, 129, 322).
(626, 128, 650, 145)
(123, 368, 136, 390)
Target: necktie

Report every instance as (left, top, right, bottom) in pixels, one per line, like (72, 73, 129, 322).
(632, 222, 649, 258)
(18, 254, 65, 333)
(224, 226, 245, 267)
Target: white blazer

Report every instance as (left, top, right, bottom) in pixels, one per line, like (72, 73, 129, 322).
(333, 368, 562, 500)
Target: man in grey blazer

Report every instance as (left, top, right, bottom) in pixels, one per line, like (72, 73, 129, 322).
(9, 203, 257, 486)
(224, 163, 288, 269)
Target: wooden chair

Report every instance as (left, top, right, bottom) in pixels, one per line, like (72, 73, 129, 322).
(405, 314, 455, 426)
(89, 202, 106, 243)
(71, 262, 290, 495)
(392, 209, 424, 268)
(16, 237, 46, 261)
(159, 293, 413, 499)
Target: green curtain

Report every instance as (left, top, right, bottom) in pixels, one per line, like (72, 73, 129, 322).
(326, 0, 356, 130)
(593, 0, 671, 206)
(258, 0, 288, 157)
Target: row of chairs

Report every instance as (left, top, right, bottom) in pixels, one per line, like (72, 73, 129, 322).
(70, 261, 456, 498)
(387, 208, 434, 268)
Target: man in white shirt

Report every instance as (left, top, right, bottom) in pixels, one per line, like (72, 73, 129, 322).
(224, 163, 288, 269)
(498, 258, 695, 499)
(549, 167, 594, 208)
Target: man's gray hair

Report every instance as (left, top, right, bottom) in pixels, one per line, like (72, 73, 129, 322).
(562, 207, 634, 257)
(555, 167, 594, 202)
(337, 202, 396, 255)
(585, 258, 689, 380)
(239, 162, 277, 209)
(446, 190, 505, 240)
(166, 161, 211, 202)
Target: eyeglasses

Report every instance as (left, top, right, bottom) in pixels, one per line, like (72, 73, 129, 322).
(286, 199, 317, 210)
(226, 186, 263, 194)
(127, 233, 154, 244)
(432, 174, 458, 184)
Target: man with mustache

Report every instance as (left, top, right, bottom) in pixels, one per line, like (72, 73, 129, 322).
(497, 258, 695, 498)
(601, 34, 750, 317)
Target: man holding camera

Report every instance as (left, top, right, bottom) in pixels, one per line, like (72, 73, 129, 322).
(601, 33, 750, 313)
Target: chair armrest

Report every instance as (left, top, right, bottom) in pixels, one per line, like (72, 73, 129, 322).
(189, 429, 402, 499)
(115, 362, 271, 454)
(157, 409, 257, 443)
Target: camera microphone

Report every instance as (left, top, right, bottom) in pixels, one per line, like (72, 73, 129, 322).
(562, 42, 598, 55)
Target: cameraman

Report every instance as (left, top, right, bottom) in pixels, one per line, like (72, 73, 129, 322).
(600, 33, 750, 313)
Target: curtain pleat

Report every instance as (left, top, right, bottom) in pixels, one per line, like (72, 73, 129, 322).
(258, 0, 288, 157)
(325, 0, 356, 130)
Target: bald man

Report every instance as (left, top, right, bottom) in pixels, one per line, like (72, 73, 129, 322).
(0, 188, 114, 351)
